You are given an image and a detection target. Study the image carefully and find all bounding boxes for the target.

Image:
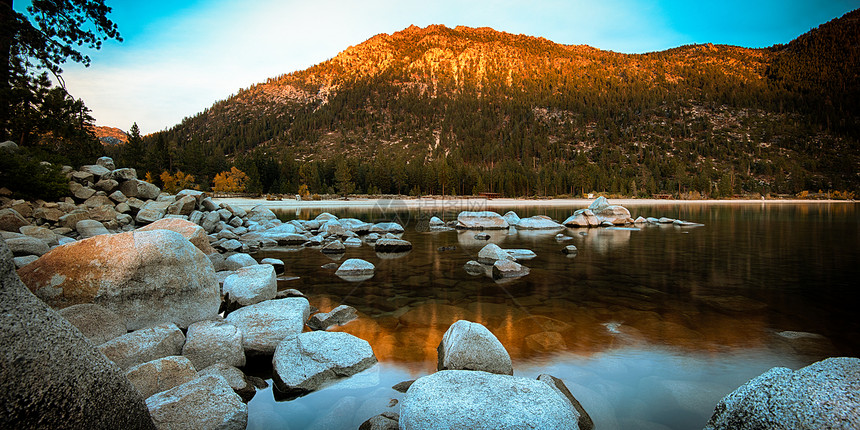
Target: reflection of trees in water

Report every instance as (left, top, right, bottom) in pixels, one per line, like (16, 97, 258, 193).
(260, 203, 858, 369)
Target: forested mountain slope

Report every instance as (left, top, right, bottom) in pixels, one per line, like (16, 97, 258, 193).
(129, 10, 860, 197)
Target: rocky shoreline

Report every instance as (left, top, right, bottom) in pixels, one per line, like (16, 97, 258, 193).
(1, 156, 858, 429)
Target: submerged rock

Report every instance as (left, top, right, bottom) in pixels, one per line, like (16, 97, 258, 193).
(437, 320, 512, 375)
(400, 370, 580, 430)
(492, 259, 529, 279)
(272, 331, 377, 396)
(705, 357, 860, 430)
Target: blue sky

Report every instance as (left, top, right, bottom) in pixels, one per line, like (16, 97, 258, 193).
(18, 0, 858, 134)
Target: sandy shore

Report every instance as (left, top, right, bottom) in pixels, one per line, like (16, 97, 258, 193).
(213, 196, 855, 210)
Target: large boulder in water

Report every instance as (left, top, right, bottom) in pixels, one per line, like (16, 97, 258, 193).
(705, 357, 860, 430)
(17, 229, 220, 330)
(437, 320, 512, 375)
(272, 331, 377, 396)
(456, 211, 509, 230)
(0, 239, 156, 429)
(400, 370, 580, 430)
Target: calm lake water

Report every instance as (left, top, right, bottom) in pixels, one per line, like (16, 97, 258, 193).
(247, 202, 859, 430)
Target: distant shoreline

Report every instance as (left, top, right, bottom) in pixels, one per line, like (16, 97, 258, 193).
(213, 196, 856, 210)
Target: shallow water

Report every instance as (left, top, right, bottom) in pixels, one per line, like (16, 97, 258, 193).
(247, 202, 859, 430)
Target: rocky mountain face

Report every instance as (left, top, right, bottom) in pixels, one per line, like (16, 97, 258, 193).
(139, 10, 860, 196)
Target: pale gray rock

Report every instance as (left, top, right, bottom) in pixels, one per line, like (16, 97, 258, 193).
(375, 237, 413, 252)
(272, 331, 377, 395)
(563, 245, 578, 255)
(260, 257, 284, 274)
(502, 211, 521, 226)
(477, 243, 514, 264)
(125, 355, 198, 399)
(105, 167, 137, 181)
(633, 216, 647, 224)
(94, 178, 119, 192)
(58, 303, 127, 345)
(0, 239, 156, 430)
(19, 225, 58, 246)
(199, 363, 256, 402)
(505, 248, 537, 260)
(492, 259, 529, 279)
(219, 238, 243, 252)
(223, 264, 277, 306)
(340, 218, 373, 233)
(463, 260, 486, 276)
(76, 219, 110, 238)
(182, 320, 246, 370)
(563, 209, 600, 227)
(456, 211, 509, 229)
(705, 357, 860, 430)
(0, 140, 19, 152)
(321, 239, 346, 254)
(335, 258, 375, 281)
(71, 171, 95, 185)
(343, 237, 362, 247)
(437, 320, 513, 375)
(517, 215, 564, 230)
(120, 179, 160, 200)
(98, 323, 186, 370)
(96, 156, 116, 170)
(201, 197, 218, 212)
(58, 210, 90, 229)
(135, 200, 170, 224)
(167, 195, 197, 216)
(360, 412, 400, 430)
(223, 252, 257, 271)
(321, 219, 347, 236)
(4, 236, 50, 256)
(400, 370, 580, 430)
(246, 205, 276, 223)
(314, 212, 337, 221)
(72, 184, 97, 200)
(201, 211, 221, 233)
(370, 222, 404, 233)
(538, 374, 594, 430)
(146, 374, 247, 430)
(588, 196, 610, 211)
(217, 208, 232, 221)
(81, 164, 111, 178)
(13, 255, 38, 268)
(221, 203, 247, 218)
(308, 304, 358, 330)
(224, 297, 311, 354)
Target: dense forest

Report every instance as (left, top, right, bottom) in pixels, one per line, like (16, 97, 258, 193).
(108, 10, 860, 198)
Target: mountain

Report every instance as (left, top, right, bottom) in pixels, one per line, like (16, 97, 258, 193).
(93, 126, 128, 146)
(130, 10, 860, 197)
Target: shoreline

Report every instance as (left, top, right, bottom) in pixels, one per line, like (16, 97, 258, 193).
(213, 196, 857, 210)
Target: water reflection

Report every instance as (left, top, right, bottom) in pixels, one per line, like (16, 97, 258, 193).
(252, 202, 859, 429)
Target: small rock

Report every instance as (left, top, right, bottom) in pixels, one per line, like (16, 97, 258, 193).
(492, 259, 529, 279)
(375, 238, 413, 253)
(4, 236, 50, 256)
(563, 245, 578, 255)
(477, 243, 514, 264)
(437, 320, 513, 375)
(463, 260, 486, 276)
(308, 305, 358, 330)
(473, 233, 491, 240)
(321, 239, 346, 254)
(260, 257, 284, 274)
(224, 253, 257, 271)
(359, 412, 400, 430)
(335, 258, 375, 281)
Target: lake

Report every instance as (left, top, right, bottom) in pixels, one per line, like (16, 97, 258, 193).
(246, 201, 859, 429)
